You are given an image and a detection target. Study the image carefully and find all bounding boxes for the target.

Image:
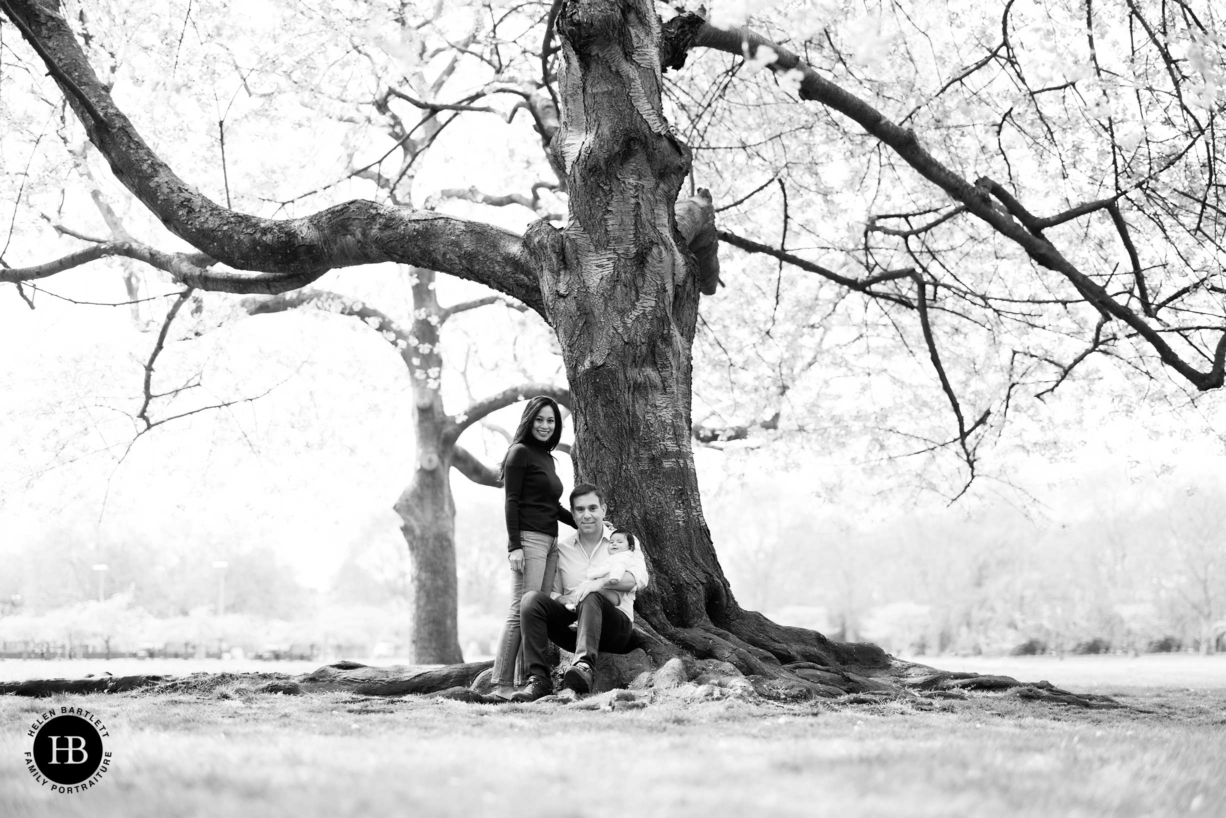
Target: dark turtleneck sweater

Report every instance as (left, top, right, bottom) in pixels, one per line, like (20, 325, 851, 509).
(503, 441, 576, 552)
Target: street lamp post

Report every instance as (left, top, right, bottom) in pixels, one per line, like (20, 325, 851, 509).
(91, 564, 108, 603)
(213, 561, 228, 617)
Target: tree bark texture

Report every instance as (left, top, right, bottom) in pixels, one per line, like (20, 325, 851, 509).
(391, 269, 464, 665)
(532, 1, 884, 675)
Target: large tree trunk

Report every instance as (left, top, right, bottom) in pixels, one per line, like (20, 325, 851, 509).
(393, 270, 463, 665)
(530, 0, 884, 677)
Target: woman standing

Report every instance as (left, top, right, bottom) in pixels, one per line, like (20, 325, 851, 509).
(491, 395, 575, 699)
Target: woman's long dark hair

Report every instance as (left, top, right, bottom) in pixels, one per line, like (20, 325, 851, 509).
(499, 395, 564, 481)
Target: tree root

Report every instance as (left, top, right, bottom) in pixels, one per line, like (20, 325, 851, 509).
(0, 674, 168, 697)
(0, 649, 1119, 710)
(884, 658, 1123, 709)
(0, 663, 492, 699)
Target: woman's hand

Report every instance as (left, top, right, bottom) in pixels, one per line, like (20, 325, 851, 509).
(508, 548, 525, 572)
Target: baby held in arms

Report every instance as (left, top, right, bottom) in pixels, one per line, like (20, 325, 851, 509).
(567, 529, 638, 624)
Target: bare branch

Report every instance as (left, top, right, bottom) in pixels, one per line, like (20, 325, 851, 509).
(44, 219, 109, 244)
(451, 383, 572, 438)
(13, 281, 35, 309)
(912, 271, 988, 479)
(136, 289, 194, 430)
(714, 175, 778, 213)
(719, 230, 915, 308)
(1032, 316, 1113, 401)
(439, 295, 528, 323)
(385, 87, 500, 116)
(867, 207, 966, 237)
(18, 283, 186, 308)
(0, 241, 217, 285)
(425, 183, 563, 220)
(241, 290, 413, 351)
(900, 44, 1006, 126)
(1033, 197, 1117, 231)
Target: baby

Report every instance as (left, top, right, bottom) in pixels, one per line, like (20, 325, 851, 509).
(567, 529, 638, 624)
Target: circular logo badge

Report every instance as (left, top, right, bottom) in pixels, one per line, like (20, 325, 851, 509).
(25, 708, 113, 793)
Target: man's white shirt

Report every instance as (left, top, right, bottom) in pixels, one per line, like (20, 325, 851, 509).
(551, 525, 649, 623)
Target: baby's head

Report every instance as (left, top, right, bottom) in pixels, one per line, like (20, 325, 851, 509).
(610, 528, 637, 554)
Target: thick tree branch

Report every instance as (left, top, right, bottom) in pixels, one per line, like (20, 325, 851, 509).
(0, 0, 105, 126)
(451, 445, 501, 487)
(3, 0, 545, 312)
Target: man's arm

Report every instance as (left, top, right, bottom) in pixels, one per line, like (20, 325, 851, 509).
(600, 572, 637, 592)
(577, 552, 644, 600)
(570, 569, 633, 605)
(619, 546, 649, 592)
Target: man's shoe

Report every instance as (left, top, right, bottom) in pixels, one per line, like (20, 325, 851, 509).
(510, 675, 553, 703)
(561, 662, 592, 694)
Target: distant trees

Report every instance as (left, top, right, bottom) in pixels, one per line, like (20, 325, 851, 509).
(710, 470, 1226, 655)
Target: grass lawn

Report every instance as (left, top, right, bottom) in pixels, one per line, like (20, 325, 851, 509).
(1, 657, 1223, 818)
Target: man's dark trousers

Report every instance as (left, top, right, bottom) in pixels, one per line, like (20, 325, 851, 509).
(520, 590, 634, 680)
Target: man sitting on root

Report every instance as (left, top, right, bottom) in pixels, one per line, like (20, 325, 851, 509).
(512, 482, 649, 702)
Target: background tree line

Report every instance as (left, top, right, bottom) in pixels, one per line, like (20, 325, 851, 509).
(4, 451, 1221, 659)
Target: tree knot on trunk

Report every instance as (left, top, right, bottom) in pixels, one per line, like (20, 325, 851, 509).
(659, 12, 705, 72)
(675, 189, 720, 295)
(522, 219, 566, 308)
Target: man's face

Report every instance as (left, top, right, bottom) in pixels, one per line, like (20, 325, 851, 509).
(571, 492, 605, 535)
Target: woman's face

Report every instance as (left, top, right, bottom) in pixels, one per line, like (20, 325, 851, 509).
(532, 405, 556, 443)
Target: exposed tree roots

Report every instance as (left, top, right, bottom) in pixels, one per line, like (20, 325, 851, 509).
(0, 637, 1120, 710)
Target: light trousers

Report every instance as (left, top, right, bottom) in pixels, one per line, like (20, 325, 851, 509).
(491, 531, 558, 688)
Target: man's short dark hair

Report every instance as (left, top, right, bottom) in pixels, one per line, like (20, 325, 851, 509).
(569, 482, 605, 508)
